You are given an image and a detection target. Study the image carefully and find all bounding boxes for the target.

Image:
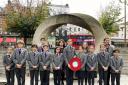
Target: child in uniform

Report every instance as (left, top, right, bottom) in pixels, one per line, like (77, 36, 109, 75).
(3, 47, 15, 85)
(110, 49, 123, 85)
(39, 45, 52, 85)
(86, 45, 97, 85)
(75, 46, 87, 85)
(52, 47, 63, 85)
(97, 44, 110, 85)
(12, 40, 27, 85)
(27, 44, 40, 85)
(63, 39, 75, 85)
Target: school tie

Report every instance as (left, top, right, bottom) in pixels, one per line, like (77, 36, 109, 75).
(70, 46, 73, 50)
(102, 52, 105, 56)
(45, 52, 47, 58)
(34, 52, 35, 56)
(19, 49, 21, 54)
(91, 55, 94, 61)
(8, 55, 11, 60)
(57, 53, 59, 56)
(106, 47, 109, 52)
(115, 58, 118, 69)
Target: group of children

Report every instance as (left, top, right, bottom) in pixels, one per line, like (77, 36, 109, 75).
(3, 38, 124, 85)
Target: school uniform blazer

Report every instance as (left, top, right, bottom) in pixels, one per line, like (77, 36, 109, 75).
(39, 51, 52, 71)
(77, 52, 87, 71)
(86, 53, 97, 71)
(106, 45, 115, 56)
(12, 48, 28, 68)
(27, 51, 40, 70)
(97, 52, 110, 69)
(110, 56, 123, 73)
(52, 53, 64, 69)
(3, 53, 15, 70)
(63, 45, 75, 65)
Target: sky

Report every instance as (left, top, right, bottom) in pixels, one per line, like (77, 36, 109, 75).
(0, 0, 128, 20)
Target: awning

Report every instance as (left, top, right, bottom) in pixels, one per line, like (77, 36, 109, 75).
(0, 38, 3, 43)
(112, 39, 128, 43)
(5, 38, 16, 43)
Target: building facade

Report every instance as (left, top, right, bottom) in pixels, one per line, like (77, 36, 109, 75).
(111, 22, 128, 47)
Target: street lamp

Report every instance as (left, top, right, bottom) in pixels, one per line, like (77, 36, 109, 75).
(119, 0, 128, 47)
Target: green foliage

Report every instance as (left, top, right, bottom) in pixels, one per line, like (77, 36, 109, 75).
(99, 1, 121, 34)
(6, 1, 50, 38)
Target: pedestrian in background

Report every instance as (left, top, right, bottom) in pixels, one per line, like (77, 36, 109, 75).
(82, 42, 88, 54)
(58, 39, 66, 85)
(104, 38, 115, 85)
(37, 38, 49, 52)
(82, 42, 88, 85)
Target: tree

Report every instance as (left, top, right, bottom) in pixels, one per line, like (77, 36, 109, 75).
(98, 1, 122, 35)
(6, 0, 50, 44)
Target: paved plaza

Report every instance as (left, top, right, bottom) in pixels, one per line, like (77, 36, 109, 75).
(0, 74, 128, 85)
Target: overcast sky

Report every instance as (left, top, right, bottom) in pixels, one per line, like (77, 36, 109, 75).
(0, 0, 128, 20)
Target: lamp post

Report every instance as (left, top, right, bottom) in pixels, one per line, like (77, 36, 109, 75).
(119, 0, 127, 47)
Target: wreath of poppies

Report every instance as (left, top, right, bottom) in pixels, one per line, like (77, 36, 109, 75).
(69, 57, 82, 72)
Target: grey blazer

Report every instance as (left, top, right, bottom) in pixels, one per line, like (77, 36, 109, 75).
(39, 51, 52, 71)
(12, 48, 28, 67)
(106, 45, 114, 56)
(77, 52, 87, 71)
(3, 53, 15, 70)
(63, 45, 75, 65)
(110, 56, 123, 73)
(27, 51, 40, 70)
(86, 53, 97, 71)
(52, 53, 64, 69)
(97, 52, 110, 68)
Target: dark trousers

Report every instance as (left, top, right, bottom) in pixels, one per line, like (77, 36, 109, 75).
(98, 68, 108, 85)
(76, 71, 85, 85)
(78, 78, 84, 85)
(61, 62, 65, 85)
(5, 70, 15, 85)
(88, 78, 94, 85)
(61, 70, 65, 85)
(85, 78, 88, 85)
(111, 73, 120, 85)
(87, 71, 96, 85)
(65, 66, 74, 85)
(53, 70, 61, 85)
(40, 70, 50, 85)
(30, 70, 39, 85)
(78, 77, 84, 85)
(107, 67, 111, 85)
(85, 70, 88, 85)
(15, 68, 26, 85)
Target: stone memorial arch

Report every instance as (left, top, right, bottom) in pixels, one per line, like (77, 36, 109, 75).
(33, 13, 108, 51)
